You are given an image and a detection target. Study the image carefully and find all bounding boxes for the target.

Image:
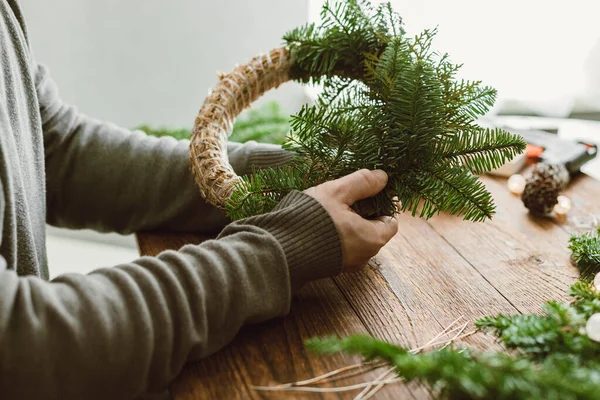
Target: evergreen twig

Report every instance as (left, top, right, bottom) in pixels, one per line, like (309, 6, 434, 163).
(230, 0, 525, 221)
(569, 226, 600, 279)
(299, 228, 600, 399)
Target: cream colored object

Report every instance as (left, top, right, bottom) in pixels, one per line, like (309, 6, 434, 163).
(554, 195, 572, 215)
(190, 48, 292, 208)
(487, 151, 526, 177)
(507, 174, 526, 195)
(586, 313, 600, 342)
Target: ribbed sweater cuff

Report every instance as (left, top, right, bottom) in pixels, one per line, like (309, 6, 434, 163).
(246, 191, 343, 292)
(247, 146, 296, 171)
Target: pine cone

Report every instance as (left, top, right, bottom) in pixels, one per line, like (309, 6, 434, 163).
(521, 163, 570, 215)
(530, 163, 569, 190)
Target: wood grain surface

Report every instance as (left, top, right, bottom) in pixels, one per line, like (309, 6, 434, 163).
(136, 174, 599, 399)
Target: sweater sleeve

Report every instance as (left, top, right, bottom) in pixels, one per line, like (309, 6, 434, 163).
(36, 64, 294, 234)
(0, 190, 342, 400)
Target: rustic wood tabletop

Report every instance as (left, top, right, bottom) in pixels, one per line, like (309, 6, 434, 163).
(136, 172, 600, 399)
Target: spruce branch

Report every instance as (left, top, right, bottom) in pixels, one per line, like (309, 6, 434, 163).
(230, 0, 525, 221)
(438, 128, 526, 174)
(296, 229, 600, 398)
(283, 0, 392, 82)
(226, 166, 309, 221)
(475, 300, 600, 360)
(416, 164, 495, 221)
(308, 336, 600, 399)
(569, 227, 600, 279)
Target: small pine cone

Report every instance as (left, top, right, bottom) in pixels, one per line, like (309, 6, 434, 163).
(521, 176, 560, 215)
(521, 163, 569, 215)
(530, 163, 570, 190)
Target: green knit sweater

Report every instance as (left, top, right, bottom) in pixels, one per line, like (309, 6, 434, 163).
(0, 1, 343, 399)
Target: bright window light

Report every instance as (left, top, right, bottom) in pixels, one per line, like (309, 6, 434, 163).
(310, 0, 600, 117)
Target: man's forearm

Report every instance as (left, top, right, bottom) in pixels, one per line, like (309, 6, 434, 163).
(0, 191, 342, 400)
(37, 64, 293, 234)
(0, 228, 289, 400)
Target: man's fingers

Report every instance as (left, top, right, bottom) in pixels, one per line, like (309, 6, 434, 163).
(369, 215, 399, 245)
(334, 169, 389, 205)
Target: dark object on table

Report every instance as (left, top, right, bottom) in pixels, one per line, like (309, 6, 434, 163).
(504, 128, 597, 174)
(498, 128, 597, 216)
(521, 163, 570, 215)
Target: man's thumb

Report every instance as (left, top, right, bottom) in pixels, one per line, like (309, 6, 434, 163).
(335, 169, 388, 204)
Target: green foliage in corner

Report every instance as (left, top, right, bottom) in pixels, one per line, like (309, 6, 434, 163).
(307, 228, 600, 399)
(136, 101, 289, 145)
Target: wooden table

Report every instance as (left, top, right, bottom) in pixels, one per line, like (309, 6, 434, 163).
(136, 173, 600, 399)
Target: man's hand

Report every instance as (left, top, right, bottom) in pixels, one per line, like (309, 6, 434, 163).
(304, 169, 399, 272)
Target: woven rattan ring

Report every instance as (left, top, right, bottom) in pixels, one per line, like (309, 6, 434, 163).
(190, 48, 292, 209)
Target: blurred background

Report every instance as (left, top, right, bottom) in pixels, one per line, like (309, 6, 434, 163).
(21, 0, 311, 276)
(19, 0, 600, 276)
(376, 0, 600, 119)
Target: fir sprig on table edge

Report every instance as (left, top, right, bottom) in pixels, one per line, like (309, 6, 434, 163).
(226, 0, 526, 221)
(298, 227, 600, 399)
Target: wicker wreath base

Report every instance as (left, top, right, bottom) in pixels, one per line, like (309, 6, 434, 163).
(190, 48, 292, 209)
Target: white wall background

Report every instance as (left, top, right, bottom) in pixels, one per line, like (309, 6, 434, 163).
(21, 0, 311, 129)
(382, 0, 600, 118)
(309, 0, 600, 118)
(19, 0, 311, 275)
